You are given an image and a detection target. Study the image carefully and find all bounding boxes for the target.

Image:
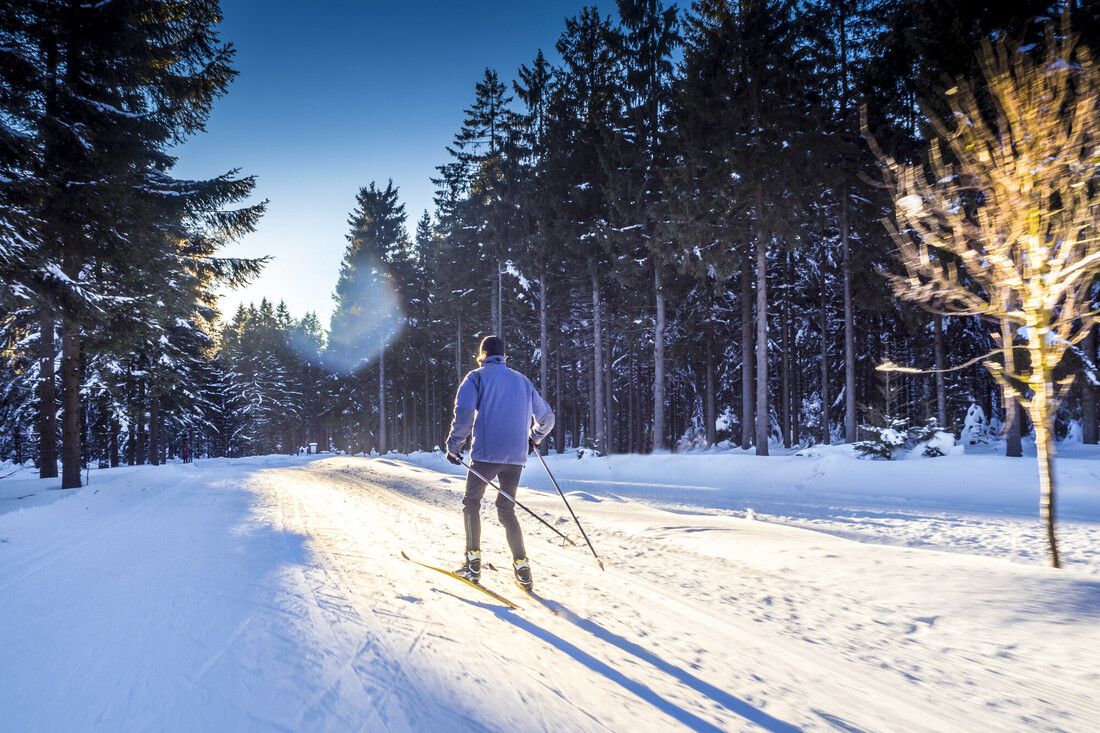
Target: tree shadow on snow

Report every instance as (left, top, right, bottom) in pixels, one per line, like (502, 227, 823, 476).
(1022, 578, 1100, 620)
(438, 591, 800, 733)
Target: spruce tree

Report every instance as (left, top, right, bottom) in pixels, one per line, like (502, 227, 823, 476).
(329, 181, 410, 454)
(15, 0, 262, 487)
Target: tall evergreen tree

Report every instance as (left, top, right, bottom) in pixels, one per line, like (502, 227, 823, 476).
(329, 180, 410, 454)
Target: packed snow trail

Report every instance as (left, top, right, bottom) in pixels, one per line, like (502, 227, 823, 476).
(1, 455, 1098, 731)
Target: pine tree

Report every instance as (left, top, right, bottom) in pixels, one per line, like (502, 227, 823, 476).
(329, 181, 410, 454)
(611, 0, 679, 451)
(551, 7, 621, 454)
(12, 0, 262, 487)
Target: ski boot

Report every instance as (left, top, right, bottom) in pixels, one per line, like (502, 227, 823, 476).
(513, 557, 533, 593)
(455, 549, 481, 583)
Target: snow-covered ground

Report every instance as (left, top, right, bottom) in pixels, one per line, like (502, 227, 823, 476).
(2, 451, 1098, 731)
(402, 444, 1100, 574)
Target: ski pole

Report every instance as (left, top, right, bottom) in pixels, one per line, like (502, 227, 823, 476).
(459, 458, 577, 547)
(534, 449, 604, 570)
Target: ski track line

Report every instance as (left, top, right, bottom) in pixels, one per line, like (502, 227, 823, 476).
(257, 466, 530, 732)
(292, 466, 611, 731)
(588, 542, 955, 731)
(263, 472, 467, 733)
(273, 461, 730, 732)
(302, 460, 808, 732)
(0, 474, 199, 593)
(325, 460, 898, 728)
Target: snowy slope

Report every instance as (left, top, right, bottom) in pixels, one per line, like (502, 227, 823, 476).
(398, 447, 1100, 574)
(2, 455, 1098, 731)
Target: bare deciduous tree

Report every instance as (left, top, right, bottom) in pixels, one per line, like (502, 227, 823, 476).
(870, 22, 1100, 568)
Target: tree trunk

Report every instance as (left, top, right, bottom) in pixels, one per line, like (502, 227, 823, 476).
(60, 317, 82, 489)
(455, 317, 462, 384)
(605, 338, 614, 452)
(1083, 324, 1097, 445)
(423, 369, 431, 449)
(842, 197, 857, 443)
(149, 395, 161, 465)
(378, 352, 387, 454)
(1000, 317, 1023, 457)
(653, 265, 667, 452)
(754, 188, 769, 456)
(126, 366, 137, 465)
(490, 261, 503, 336)
(95, 394, 108, 469)
(741, 253, 754, 449)
(820, 276, 831, 444)
(781, 260, 792, 448)
(37, 314, 59, 479)
(1026, 319, 1059, 568)
(1034, 408, 1059, 568)
(792, 345, 802, 445)
(933, 314, 948, 427)
(539, 275, 549, 397)
(539, 274, 549, 457)
(574, 355, 583, 448)
(628, 353, 637, 452)
(591, 268, 605, 454)
(554, 351, 563, 452)
(110, 418, 120, 468)
(705, 325, 716, 447)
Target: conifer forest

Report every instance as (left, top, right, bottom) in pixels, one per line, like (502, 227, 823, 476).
(3, 0, 1100, 483)
(5, 2, 1100, 729)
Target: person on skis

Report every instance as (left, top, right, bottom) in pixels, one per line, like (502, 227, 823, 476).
(446, 335, 555, 592)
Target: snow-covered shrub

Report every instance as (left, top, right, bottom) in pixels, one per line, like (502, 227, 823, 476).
(1056, 410, 1076, 441)
(677, 400, 708, 451)
(960, 403, 992, 445)
(855, 416, 910, 460)
(800, 392, 826, 444)
(907, 418, 955, 458)
(859, 416, 957, 460)
(714, 406, 737, 444)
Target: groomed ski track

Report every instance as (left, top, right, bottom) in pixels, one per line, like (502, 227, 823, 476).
(2, 454, 1098, 731)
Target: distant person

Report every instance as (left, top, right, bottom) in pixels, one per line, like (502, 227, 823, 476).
(446, 335, 554, 592)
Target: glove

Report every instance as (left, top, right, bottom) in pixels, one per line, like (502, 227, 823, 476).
(447, 451, 462, 466)
(528, 437, 539, 454)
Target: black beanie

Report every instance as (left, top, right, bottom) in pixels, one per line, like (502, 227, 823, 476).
(479, 335, 506, 359)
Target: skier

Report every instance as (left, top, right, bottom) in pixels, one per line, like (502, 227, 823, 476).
(446, 335, 554, 592)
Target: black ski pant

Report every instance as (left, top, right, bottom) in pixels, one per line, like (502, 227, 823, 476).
(463, 461, 526, 559)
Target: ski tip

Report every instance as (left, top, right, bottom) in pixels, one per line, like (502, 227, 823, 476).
(400, 550, 412, 561)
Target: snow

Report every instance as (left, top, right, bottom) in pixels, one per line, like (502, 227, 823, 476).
(2, 451, 1099, 731)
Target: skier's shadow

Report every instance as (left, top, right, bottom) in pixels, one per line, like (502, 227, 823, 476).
(437, 590, 800, 733)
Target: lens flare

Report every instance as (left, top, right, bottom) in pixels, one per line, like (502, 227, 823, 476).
(325, 255, 404, 374)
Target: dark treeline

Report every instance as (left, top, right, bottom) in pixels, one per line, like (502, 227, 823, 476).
(327, 0, 1100, 458)
(3, 1, 1099, 480)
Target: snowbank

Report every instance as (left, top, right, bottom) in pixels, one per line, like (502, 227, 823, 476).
(397, 444, 1100, 521)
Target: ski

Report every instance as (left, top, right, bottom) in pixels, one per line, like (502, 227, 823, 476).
(401, 551, 522, 610)
(514, 583, 560, 616)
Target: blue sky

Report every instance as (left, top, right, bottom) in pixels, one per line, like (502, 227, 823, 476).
(172, 0, 616, 326)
